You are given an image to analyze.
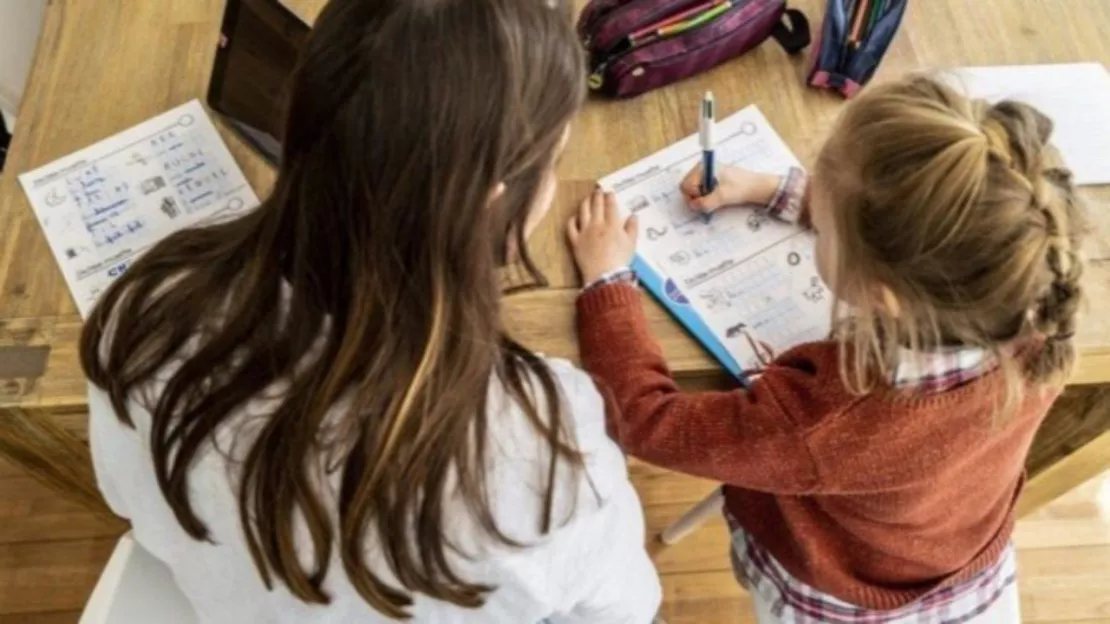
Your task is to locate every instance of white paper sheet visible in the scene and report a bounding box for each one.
[19,100,259,317]
[949,63,1110,186]
[600,106,830,373]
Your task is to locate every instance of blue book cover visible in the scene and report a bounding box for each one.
[630,254,745,382]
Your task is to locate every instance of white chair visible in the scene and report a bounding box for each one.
[80,533,198,624]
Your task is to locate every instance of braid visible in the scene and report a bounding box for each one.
[1026,183,1084,382]
[1036,206,1082,337]
[978,101,1086,384]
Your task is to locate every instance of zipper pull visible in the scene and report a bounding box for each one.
[589,57,612,91]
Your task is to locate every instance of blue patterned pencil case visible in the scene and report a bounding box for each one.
[807,0,907,98]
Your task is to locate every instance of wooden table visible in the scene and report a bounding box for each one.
[2,0,1109,515]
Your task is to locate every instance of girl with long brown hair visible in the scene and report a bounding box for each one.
[569,76,1086,622]
[81,0,659,621]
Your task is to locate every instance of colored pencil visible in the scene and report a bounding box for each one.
[865,0,884,36]
[848,0,871,47]
[659,1,733,37]
[844,0,857,25]
[629,0,722,42]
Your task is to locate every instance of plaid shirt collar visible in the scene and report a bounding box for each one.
[892,346,997,394]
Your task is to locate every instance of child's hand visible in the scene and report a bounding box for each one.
[680,164,782,214]
[567,189,639,284]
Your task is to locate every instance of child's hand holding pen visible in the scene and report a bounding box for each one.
[680,163,784,215]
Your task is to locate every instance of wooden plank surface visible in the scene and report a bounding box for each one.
[0,475,124,545]
[1013,473,1110,622]
[0,537,120,616]
[2,457,1108,622]
[0,612,85,624]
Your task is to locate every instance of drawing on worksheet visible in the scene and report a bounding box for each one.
[600,105,830,373]
[19,100,259,318]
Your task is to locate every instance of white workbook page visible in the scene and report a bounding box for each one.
[20,100,259,317]
[600,105,830,371]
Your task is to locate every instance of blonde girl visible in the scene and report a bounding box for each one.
[568,75,1085,622]
[81,0,660,621]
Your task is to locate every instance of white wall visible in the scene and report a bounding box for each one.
[0,0,47,127]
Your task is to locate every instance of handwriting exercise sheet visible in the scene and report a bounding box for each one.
[600,105,830,373]
[19,100,259,317]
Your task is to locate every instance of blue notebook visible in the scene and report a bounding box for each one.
[600,105,830,383]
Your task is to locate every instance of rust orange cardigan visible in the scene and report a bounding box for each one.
[576,283,1058,610]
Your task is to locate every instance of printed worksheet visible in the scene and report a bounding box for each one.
[19,100,259,317]
[600,105,829,373]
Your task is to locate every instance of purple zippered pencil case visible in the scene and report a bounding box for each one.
[579,0,811,98]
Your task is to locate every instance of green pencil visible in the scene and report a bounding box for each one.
[659,1,733,37]
[865,0,885,39]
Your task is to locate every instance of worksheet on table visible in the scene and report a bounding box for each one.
[600,105,830,374]
[19,100,259,318]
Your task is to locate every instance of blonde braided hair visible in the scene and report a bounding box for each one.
[816,76,1087,406]
[977,102,1085,384]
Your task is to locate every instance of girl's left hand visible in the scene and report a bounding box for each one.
[567,189,639,284]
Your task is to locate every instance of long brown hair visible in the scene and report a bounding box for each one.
[80,0,586,617]
[816,76,1086,401]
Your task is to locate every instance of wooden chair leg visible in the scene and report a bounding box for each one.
[659,489,724,545]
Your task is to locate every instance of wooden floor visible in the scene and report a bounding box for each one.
[1,458,1108,623]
